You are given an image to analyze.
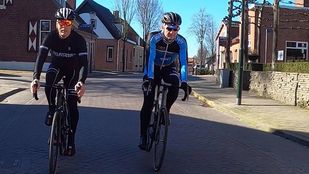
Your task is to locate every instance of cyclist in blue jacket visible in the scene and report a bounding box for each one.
[139,12,191,150]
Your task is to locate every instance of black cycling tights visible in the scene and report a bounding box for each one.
[45,68,79,137]
[140,65,180,137]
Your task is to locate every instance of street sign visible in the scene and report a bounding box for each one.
[277,50,284,61]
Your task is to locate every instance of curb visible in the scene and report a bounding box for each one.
[192,90,309,147]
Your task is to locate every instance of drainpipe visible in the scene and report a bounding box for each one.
[117,39,120,71]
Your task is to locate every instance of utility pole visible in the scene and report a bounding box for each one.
[244,0,249,63]
[236,0,246,105]
[272,0,279,70]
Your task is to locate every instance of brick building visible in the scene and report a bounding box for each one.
[216,0,309,69]
[76,0,144,72]
[0,0,144,72]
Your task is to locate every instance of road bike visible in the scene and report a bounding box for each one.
[34,83,72,174]
[145,80,190,172]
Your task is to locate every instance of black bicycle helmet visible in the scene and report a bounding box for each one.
[55,7,76,20]
[161,12,182,25]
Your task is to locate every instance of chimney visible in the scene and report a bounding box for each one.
[113,10,119,19]
[67,0,76,9]
[295,0,309,7]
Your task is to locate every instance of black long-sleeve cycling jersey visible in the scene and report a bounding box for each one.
[143,30,188,82]
[33,30,88,83]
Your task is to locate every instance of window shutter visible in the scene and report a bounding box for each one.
[5,0,13,6]
[28,20,38,52]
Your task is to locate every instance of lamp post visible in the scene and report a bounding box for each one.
[236,0,246,105]
[89,11,96,73]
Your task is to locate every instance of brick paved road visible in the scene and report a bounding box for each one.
[1,71,309,174]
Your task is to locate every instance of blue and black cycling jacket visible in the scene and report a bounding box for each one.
[144,31,188,82]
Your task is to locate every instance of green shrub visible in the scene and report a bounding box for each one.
[264,62,309,73]
[196,69,214,75]
[229,63,263,71]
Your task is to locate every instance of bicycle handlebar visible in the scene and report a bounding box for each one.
[32,83,81,103]
[33,84,59,100]
[145,81,192,101]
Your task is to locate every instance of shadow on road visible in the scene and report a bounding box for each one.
[0,103,308,174]
[0,73,21,78]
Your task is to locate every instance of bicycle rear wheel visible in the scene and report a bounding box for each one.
[49,111,60,174]
[153,108,169,172]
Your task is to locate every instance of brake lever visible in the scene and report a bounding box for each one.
[33,92,39,100]
[181,87,188,101]
[181,86,192,101]
[33,84,39,100]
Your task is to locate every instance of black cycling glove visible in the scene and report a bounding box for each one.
[142,78,153,93]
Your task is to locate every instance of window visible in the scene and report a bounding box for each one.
[287,42,296,47]
[107,46,113,62]
[133,47,135,57]
[56,0,65,6]
[39,20,51,46]
[286,41,308,61]
[0,0,5,9]
[90,19,97,29]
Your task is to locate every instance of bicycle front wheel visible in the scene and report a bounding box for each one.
[60,112,68,156]
[49,111,60,174]
[146,110,157,152]
[153,108,169,172]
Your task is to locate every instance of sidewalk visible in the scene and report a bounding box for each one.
[189,75,309,147]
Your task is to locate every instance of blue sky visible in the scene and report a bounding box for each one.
[76,0,229,57]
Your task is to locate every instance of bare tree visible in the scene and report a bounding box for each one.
[188,8,208,68]
[114,0,136,72]
[196,44,207,64]
[205,16,217,59]
[272,0,279,70]
[204,16,217,74]
[256,0,268,60]
[135,0,163,67]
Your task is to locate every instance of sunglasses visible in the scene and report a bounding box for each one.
[57,19,73,27]
[166,27,179,32]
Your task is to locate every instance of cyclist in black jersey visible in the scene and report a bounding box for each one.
[30,7,88,156]
[139,12,192,150]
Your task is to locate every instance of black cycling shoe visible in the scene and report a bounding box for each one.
[64,132,76,156]
[45,111,54,126]
[65,144,76,156]
[138,136,147,151]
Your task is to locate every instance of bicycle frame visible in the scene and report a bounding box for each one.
[54,86,70,132]
[154,83,168,112]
